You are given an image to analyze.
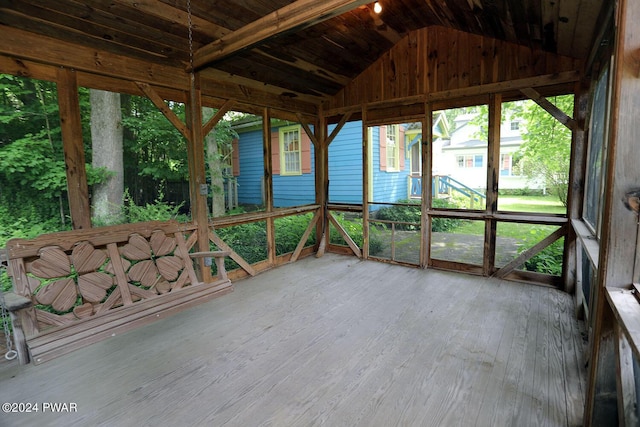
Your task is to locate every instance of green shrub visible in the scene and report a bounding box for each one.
[215,222,267,269]
[122,190,189,224]
[524,238,564,276]
[275,213,316,256]
[329,213,384,255]
[375,198,462,232]
[375,200,421,230]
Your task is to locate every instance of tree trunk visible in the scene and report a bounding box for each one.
[204,107,226,218]
[90,89,124,224]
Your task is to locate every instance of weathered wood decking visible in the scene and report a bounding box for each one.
[0,254,586,426]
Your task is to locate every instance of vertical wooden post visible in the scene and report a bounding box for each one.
[564,80,590,294]
[56,68,91,230]
[421,102,433,268]
[314,108,329,251]
[263,108,275,264]
[484,94,501,276]
[585,0,640,423]
[186,72,212,283]
[362,107,370,259]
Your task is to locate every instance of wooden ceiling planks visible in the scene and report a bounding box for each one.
[11,0,189,63]
[325,25,583,112]
[0,0,603,118]
[541,0,560,52]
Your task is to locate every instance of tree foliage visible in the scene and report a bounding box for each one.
[0,74,246,242]
[444,96,573,206]
[518,95,573,206]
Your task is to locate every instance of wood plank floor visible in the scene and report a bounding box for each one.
[0,254,587,426]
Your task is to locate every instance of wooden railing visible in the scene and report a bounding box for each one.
[409,174,486,208]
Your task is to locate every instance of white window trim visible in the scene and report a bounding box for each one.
[386,124,400,172]
[279,125,302,176]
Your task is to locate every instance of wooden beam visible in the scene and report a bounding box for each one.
[202,99,236,137]
[0,25,188,91]
[493,225,567,279]
[0,27,319,117]
[56,67,91,230]
[519,87,578,130]
[185,72,212,283]
[324,71,581,118]
[136,82,189,140]
[192,0,372,69]
[564,80,589,294]
[484,94,501,276]
[314,107,329,255]
[586,0,640,423]
[296,113,320,148]
[209,231,256,277]
[362,106,369,259]
[290,210,321,262]
[421,102,432,268]
[328,212,362,258]
[325,111,353,146]
[263,108,276,265]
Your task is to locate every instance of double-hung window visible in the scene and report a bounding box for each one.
[279,125,302,175]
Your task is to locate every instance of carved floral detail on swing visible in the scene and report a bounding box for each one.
[27,230,192,323]
[32,243,112,313]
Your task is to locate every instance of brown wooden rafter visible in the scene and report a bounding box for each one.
[519,87,578,131]
[192,0,372,70]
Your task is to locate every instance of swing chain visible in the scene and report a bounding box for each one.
[0,252,17,361]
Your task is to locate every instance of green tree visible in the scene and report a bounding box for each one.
[518,95,574,206]
[121,96,188,206]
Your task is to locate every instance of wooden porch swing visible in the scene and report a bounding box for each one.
[4,221,232,365]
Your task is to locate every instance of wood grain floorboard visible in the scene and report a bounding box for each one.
[0,254,586,427]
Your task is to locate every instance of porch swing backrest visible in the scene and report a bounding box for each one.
[4,220,231,365]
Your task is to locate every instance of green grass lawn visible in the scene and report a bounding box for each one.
[449,195,565,239]
[498,195,566,214]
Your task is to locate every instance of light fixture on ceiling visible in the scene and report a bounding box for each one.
[373,1,382,14]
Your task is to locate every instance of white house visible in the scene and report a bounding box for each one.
[438,113,539,192]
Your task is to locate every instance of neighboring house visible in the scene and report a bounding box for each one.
[228,112,534,211]
[231,118,430,209]
[438,113,536,191]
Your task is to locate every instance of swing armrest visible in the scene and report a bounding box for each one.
[3,292,32,365]
[3,292,32,312]
[189,251,231,281]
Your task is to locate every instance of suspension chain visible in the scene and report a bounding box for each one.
[187,0,194,71]
[0,252,17,360]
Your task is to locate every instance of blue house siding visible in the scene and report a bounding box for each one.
[235,124,315,207]
[328,121,362,204]
[371,126,410,205]
[236,129,265,206]
[273,149,316,208]
[234,121,410,209]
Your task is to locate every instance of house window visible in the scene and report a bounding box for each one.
[500,153,512,176]
[457,154,484,168]
[386,125,400,171]
[279,125,301,175]
[510,121,520,131]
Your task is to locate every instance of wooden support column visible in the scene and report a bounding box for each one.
[362,107,369,259]
[56,68,91,230]
[585,0,640,424]
[263,108,275,264]
[565,80,590,294]
[314,108,329,255]
[484,94,501,276]
[186,72,212,283]
[421,102,433,268]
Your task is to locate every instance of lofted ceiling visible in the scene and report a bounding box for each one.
[0,0,605,108]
